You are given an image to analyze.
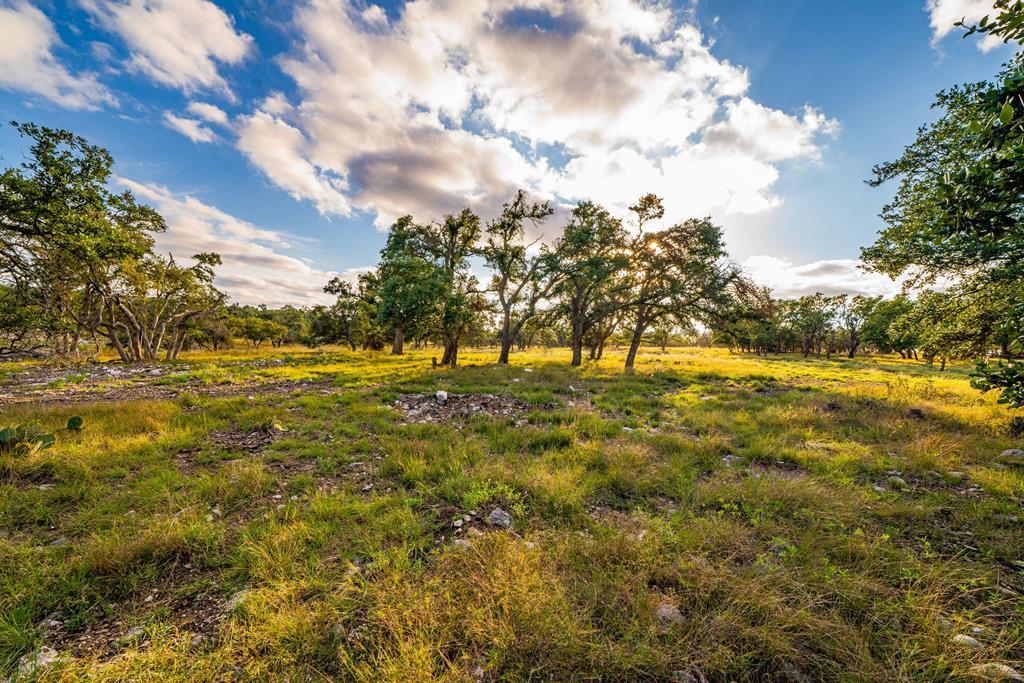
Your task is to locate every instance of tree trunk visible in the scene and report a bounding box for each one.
[497,308,513,364]
[498,338,512,364]
[624,324,645,372]
[391,328,405,355]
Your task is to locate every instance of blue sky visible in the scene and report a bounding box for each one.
[0,0,1016,304]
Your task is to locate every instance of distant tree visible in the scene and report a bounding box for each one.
[783,294,841,358]
[837,295,878,358]
[92,252,225,362]
[860,295,916,357]
[481,190,557,364]
[621,203,736,371]
[238,316,287,349]
[375,216,444,355]
[416,208,483,366]
[552,202,630,367]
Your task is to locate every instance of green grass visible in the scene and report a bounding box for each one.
[1,346,1022,681]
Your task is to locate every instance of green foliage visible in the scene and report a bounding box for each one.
[374,216,445,352]
[973,359,1024,407]
[552,201,630,365]
[66,416,84,432]
[0,121,224,361]
[481,190,557,363]
[0,424,56,457]
[864,2,1024,399]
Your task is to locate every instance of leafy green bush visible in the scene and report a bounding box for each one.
[0,424,56,457]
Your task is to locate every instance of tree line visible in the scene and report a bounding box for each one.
[310,192,744,372]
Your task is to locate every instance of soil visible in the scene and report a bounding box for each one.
[392,392,532,425]
[44,563,229,660]
[1,377,334,406]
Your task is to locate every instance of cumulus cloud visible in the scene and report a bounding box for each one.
[119,178,344,306]
[80,0,252,97]
[163,112,217,143]
[742,256,903,299]
[186,101,230,126]
[926,0,1008,51]
[0,1,115,110]
[235,0,837,228]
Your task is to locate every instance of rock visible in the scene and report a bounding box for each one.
[452,519,463,529]
[48,536,69,547]
[999,448,1024,465]
[654,602,684,629]
[721,454,742,466]
[780,663,813,683]
[361,484,373,492]
[14,646,59,680]
[946,471,966,482]
[672,670,705,683]
[994,514,1019,524]
[886,475,909,491]
[486,507,512,529]
[123,625,146,641]
[435,390,448,403]
[907,408,926,420]
[225,590,248,613]
[452,539,472,550]
[969,663,1024,681]
[951,633,982,648]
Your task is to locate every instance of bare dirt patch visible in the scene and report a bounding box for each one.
[393,392,531,425]
[1,377,335,406]
[44,563,228,660]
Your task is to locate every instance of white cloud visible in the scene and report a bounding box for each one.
[0,1,115,110]
[186,101,230,126]
[163,112,217,143]
[236,110,352,216]
[119,178,343,306]
[80,0,252,97]
[926,0,1008,51]
[235,0,837,228]
[742,256,903,299]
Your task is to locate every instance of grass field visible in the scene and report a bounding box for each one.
[1,346,1022,681]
